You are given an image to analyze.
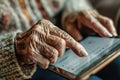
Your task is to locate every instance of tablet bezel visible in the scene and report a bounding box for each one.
[48,37,120,80]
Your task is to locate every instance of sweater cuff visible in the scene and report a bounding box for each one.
[0,33,36,80]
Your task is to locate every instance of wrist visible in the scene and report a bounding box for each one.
[15,33,34,64]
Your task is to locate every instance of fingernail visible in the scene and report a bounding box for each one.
[81,47,88,57]
[113,32,118,36]
[104,31,113,37]
[74,42,88,57]
[78,46,88,57]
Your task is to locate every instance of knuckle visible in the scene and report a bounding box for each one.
[32,24,41,31]
[37,19,46,24]
[105,18,113,25]
[50,51,58,63]
[38,19,51,25]
[40,60,49,69]
[33,20,49,31]
[52,48,58,55]
[38,19,55,29]
[45,48,58,64]
[91,20,97,26]
[59,38,66,46]
[40,19,48,23]
[43,60,49,69]
[93,10,99,14]
[51,59,56,64]
[80,10,89,17]
[45,47,58,58]
[50,56,57,64]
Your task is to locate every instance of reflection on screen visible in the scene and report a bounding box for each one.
[52,37,120,75]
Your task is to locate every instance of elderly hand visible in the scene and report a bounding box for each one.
[15,19,88,69]
[63,10,117,41]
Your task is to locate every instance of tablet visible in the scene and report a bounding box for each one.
[48,36,120,80]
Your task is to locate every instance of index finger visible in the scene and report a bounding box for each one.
[50,27,88,57]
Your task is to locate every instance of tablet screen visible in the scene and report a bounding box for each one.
[52,36,120,75]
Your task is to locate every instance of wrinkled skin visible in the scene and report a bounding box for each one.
[63,10,117,41]
[16,19,88,69]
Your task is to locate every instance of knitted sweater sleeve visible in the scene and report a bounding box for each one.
[0,33,36,80]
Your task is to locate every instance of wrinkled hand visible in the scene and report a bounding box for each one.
[16,19,88,69]
[63,10,117,41]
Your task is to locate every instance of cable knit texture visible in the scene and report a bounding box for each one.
[0,33,36,80]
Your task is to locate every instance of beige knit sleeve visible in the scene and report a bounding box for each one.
[0,33,36,80]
